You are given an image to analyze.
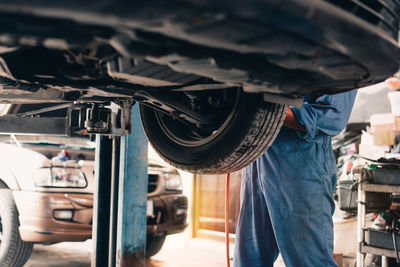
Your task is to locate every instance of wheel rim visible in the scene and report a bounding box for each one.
[154,88,241,147]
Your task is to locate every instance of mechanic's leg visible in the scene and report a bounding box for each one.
[258,153,338,267]
[233,163,279,267]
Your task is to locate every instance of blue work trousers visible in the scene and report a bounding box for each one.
[234,129,338,267]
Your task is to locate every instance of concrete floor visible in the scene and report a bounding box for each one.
[24,207,357,267]
[25,233,285,267]
[26,240,91,267]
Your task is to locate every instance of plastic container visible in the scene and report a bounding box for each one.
[338,180,358,211]
[370,113,395,146]
[366,228,400,250]
[371,168,400,186]
[391,193,400,210]
[337,179,391,211]
[389,91,400,115]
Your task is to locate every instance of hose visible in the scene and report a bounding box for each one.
[225,173,231,267]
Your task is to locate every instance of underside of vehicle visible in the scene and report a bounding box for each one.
[0,0,398,173]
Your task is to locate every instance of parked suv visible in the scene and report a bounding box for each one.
[0,136,188,267]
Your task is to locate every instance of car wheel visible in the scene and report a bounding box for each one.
[146,234,166,258]
[0,189,33,267]
[140,89,287,173]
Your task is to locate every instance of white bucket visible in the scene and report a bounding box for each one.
[388,91,400,115]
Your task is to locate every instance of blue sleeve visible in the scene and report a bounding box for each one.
[290,90,357,141]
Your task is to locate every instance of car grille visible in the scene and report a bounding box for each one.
[325,0,400,39]
[148,174,159,193]
[147,206,165,225]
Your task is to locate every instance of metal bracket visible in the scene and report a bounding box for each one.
[68,103,131,136]
[0,116,68,136]
[0,102,132,136]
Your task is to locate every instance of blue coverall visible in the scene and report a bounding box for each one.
[234,91,357,267]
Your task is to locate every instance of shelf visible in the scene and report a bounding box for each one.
[360,243,400,258]
[361,183,400,193]
[357,179,400,266]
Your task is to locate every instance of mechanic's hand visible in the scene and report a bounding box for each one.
[283,107,306,132]
[386,77,400,91]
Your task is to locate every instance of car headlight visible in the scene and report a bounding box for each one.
[33,167,87,188]
[164,173,182,191]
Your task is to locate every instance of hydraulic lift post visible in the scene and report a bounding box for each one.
[116,104,148,266]
[92,105,148,267]
[109,136,121,267]
[92,135,113,266]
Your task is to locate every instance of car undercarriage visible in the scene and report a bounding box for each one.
[0,0,399,173]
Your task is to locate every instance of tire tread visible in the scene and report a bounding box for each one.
[0,189,33,267]
[142,99,287,174]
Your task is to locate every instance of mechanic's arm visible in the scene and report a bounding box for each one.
[285,91,357,141]
[283,107,306,132]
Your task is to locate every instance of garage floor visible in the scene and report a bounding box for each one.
[25,232,285,267]
[24,206,355,267]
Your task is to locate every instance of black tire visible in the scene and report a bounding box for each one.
[146,234,166,258]
[0,189,33,267]
[14,242,33,267]
[140,90,287,174]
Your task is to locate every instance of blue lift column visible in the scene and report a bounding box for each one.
[92,104,148,267]
[116,104,148,266]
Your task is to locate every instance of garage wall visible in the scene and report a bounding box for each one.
[192,171,241,240]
